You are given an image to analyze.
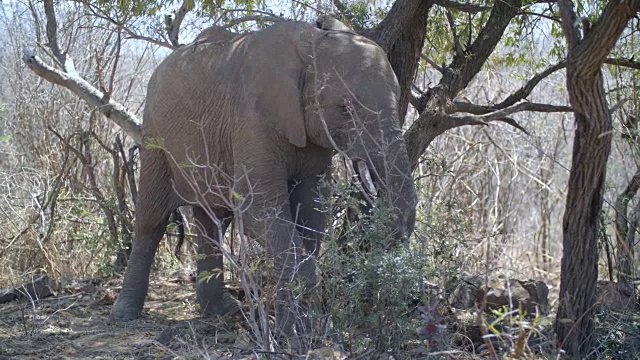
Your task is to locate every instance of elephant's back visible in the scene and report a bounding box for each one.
[141,40,245,185]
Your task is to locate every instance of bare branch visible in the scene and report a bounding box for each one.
[166,0,194,47]
[123,32,175,50]
[210,9,287,31]
[446,8,464,55]
[518,10,561,23]
[43,0,65,64]
[458,56,638,113]
[84,3,175,50]
[22,49,142,143]
[433,0,491,13]
[494,60,567,109]
[27,0,43,45]
[453,99,572,115]
[420,54,444,73]
[107,30,122,99]
[605,57,640,71]
[405,100,571,169]
[476,101,571,119]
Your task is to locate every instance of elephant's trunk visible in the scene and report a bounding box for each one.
[351,111,417,241]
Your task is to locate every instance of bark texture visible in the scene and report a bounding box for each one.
[555,0,640,356]
[404,0,523,168]
[614,171,640,295]
[364,0,433,124]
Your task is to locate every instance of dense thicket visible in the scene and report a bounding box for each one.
[1,0,639,357]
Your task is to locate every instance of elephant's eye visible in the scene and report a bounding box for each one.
[341,97,354,116]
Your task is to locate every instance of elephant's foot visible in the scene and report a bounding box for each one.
[201,291,242,317]
[274,288,315,353]
[110,296,144,321]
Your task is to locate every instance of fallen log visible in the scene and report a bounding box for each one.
[0,275,58,303]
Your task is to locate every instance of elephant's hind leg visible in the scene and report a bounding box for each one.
[193,207,239,316]
[111,150,175,321]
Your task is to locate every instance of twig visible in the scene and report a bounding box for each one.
[420,54,444,73]
[446,8,464,55]
[494,60,568,109]
[605,57,640,71]
[82,2,175,50]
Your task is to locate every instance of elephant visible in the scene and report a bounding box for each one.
[192,25,239,44]
[110,20,418,337]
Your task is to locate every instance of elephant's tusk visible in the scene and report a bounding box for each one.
[356,160,378,197]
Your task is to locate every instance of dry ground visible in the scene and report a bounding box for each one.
[0,274,257,359]
[1,273,639,359]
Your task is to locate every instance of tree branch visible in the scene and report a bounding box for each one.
[557,0,580,50]
[446,8,464,55]
[364,0,433,51]
[420,54,444,73]
[84,2,175,50]
[166,0,194,47]
[473,101,571,120]
[570,0,640,78]
[605,56,640,71]
[432,0,491,13]
[494,60,567,109]
[22,49,142,143]
[415,0,523,113]
[405,100,570,169]
[223,15,286,28]
[43,0,65,64]
[441,0,523,98]
[467,56,638,112]
[614,169,640,289]
[452,99,572,115]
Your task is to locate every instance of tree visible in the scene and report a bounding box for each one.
[555,0,640,356]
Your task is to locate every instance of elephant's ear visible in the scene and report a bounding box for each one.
[255,55,307,148]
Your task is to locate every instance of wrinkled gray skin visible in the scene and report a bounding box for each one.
[192,25,238,44]
[110,21,417,336]
[315,15,352,32]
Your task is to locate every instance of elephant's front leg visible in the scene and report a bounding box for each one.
[193,206,239,316]
[289,174,331,256]
[236,172,319,340]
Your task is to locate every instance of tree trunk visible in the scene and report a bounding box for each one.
[364,0,432,124]
[555,1,640,356]
[555,72,611,356]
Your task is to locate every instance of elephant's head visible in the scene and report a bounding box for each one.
[254,23,417,239]
[307,30,417,240]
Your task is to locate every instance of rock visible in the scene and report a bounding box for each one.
[481,279,549,316]
[449,275,483,309]
[306,347,348,360]
[596,280,637,312]
[92,288,117,306]
[0,275,58,303]
[168,269,195,284]
[154,326,180,346]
